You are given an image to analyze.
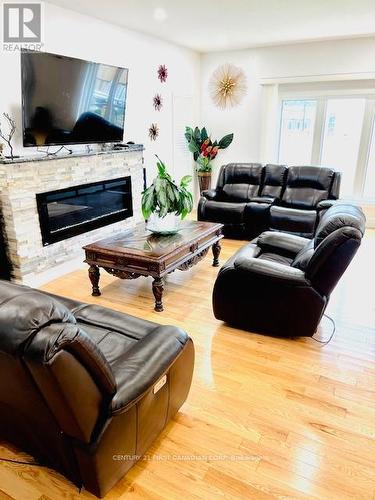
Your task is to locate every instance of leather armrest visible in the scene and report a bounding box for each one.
[27,323,117,396]
[25,323,117,444]
[257,231,310,256]
[248,196,275,204]
[317,199,341,210]
[233,256,309,285]
[201,189,219,201]
[110,326,190,415]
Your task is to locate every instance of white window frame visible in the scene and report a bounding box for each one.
[277,88,375,202]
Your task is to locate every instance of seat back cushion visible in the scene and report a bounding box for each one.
[306,226,362,296]
[281,166,335,209]
[304,204,365,296]
[0,282,76,356]
[314,203,366,248]
[260,164,287,198]
[269,205,317,238]
[221,163,263,202]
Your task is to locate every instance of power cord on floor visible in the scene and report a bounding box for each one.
[0,457,43,466]
[311,313,336,346]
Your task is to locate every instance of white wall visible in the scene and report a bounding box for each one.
[200,37,375,182]
[4,6,375,191]
[0,2,200,182]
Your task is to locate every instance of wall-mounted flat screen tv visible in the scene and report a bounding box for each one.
[21,51,128,147]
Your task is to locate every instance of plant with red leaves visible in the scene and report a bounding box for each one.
[185,126,233,172]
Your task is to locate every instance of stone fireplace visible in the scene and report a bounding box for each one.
[0,147,144,284]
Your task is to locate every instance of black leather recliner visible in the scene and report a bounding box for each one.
[0,282,194,497]
[213,203,365,337]
[198,163,341,239]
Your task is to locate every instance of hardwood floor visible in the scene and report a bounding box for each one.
[1,233,375,499]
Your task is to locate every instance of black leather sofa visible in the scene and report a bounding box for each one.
[213,203,365,337]
[198,163,341,239]
[0,282,194,497]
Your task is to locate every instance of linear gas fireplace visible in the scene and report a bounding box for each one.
[37,176,133,245]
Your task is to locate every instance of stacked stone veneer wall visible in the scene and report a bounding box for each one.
[0,150,144,282]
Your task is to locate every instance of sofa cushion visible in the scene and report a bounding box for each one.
[37,293,160,360]
[203,200,246,223]
[260,164,287,198]
[258,252,293,266]
[248,196,275,204]
[71,304,159,367]
[244,202,270,239]
[314,202,366,247]
[270,206,317,238]
[281,166,335,209]
[222,163,263,185]
[221,163,263,202]
[223,184,259,202]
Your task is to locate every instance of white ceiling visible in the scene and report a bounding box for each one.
[48,0,375,52]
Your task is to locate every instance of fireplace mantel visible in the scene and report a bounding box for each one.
[0,144,144,165]
[0,149,145,284]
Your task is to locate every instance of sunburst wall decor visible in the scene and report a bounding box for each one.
[209,63,247,109]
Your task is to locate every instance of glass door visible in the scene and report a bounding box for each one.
[278,99,317,165]
[320,98,366,197]
[277,92,375,206]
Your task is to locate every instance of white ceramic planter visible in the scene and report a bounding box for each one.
[147,212,180,234]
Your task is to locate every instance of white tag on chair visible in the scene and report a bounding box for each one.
[153,374,167,394]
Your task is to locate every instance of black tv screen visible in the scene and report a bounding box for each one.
[21,51,128,147]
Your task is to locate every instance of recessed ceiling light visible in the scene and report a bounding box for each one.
[154,7,167,22]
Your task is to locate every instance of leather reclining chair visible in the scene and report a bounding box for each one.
[198,163,341,239]
[213,203,365,337]
[0,282,194,497]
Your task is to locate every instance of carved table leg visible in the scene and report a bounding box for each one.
[152,277,164,312]
[89,265,101,296]
[212,241,221,267]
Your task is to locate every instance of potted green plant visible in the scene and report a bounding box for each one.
[185,126,234,193]
[142,156,193,234]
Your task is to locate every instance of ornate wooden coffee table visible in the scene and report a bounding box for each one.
[83,221,223,311]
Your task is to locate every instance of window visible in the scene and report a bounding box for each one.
[278,100,317,165]
[278,94,375,200]
[321,99,365,197]
[78,66,127,128]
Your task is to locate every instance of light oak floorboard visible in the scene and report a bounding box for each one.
[1,232,374,499]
